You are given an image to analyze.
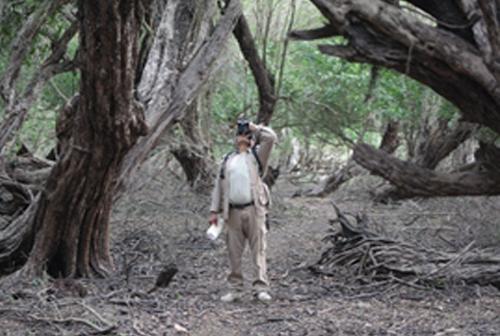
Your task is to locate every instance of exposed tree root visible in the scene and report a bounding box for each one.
[312,201,500,289]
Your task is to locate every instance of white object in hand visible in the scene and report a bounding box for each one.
[207,217,224,240]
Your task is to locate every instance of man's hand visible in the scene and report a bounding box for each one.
[209,212,218,225]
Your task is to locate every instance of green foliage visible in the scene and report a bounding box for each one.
[0,1,78,157]
[211,0,463,170]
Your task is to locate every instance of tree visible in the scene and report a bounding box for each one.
[24,0,149,278]
[290,0,500,198]
[0,0,243,277]
[115,0,242,197]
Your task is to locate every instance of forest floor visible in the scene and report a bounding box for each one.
[1,164,500,336]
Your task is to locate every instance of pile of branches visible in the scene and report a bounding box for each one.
[312,202,500,289]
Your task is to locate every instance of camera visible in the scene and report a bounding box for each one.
[237,119,250,136]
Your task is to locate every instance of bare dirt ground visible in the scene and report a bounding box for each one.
[1,164,500,336]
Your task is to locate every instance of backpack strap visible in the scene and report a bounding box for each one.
[219,151,234,179]
[251,146,263,178]
[220,147,263,179]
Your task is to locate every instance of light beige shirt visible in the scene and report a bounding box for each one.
[228,153,253,204]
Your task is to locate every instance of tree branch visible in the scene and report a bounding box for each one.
[353,143,500,198]
[292,0,500,135]
[117,0,243,197]
[477,0,500,82]
[226,1,276,125]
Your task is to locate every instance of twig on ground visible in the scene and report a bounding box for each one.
[426,241,475,278]
[27,314,116,334]
[78,301,114,328]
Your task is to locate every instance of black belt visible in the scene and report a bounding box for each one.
[229,201,254,209]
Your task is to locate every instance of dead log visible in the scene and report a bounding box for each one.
[312,201,500,289]
[374,121,478,202]
[353,142,500,198]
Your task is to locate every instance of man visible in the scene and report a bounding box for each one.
[209,120,276,303]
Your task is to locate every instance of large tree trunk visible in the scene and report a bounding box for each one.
[0,0,242,275]
[21,0,148,278]
[115,0,242,198]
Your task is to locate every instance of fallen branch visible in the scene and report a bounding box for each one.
[314,201,500,289]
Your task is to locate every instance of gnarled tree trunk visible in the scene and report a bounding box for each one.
[0,0,243,276]
[22,0,148,278]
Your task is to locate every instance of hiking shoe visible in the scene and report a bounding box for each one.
[220,292,240,302]
[257,291,272,302]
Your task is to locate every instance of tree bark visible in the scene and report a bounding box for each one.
[225,0,276,125]
[22,0,148,278]
[171,102,213,193]
[374,121,477,202]
[353,142,500,199]
[0,0,242,276]
[115,0,242,198]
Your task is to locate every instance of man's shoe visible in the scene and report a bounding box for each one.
[221,292,240,302]
[257,292,272,302]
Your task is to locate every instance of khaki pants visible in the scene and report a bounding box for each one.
[225,205,269,292]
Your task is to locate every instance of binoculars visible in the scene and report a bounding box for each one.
[237,119,250,135]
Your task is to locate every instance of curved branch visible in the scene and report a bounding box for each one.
[293,0,500,135]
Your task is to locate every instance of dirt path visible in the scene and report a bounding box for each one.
[1,174,500,335]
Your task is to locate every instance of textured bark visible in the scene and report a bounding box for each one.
[374,121,477,202]
[308,121,400,197]
[353,142,500,199]
[291,0,500,134]
[116,0,242,198]
[0,0,242,276]
[22,0,148,278]
[170,102,213,193]
[225,0,276,125]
